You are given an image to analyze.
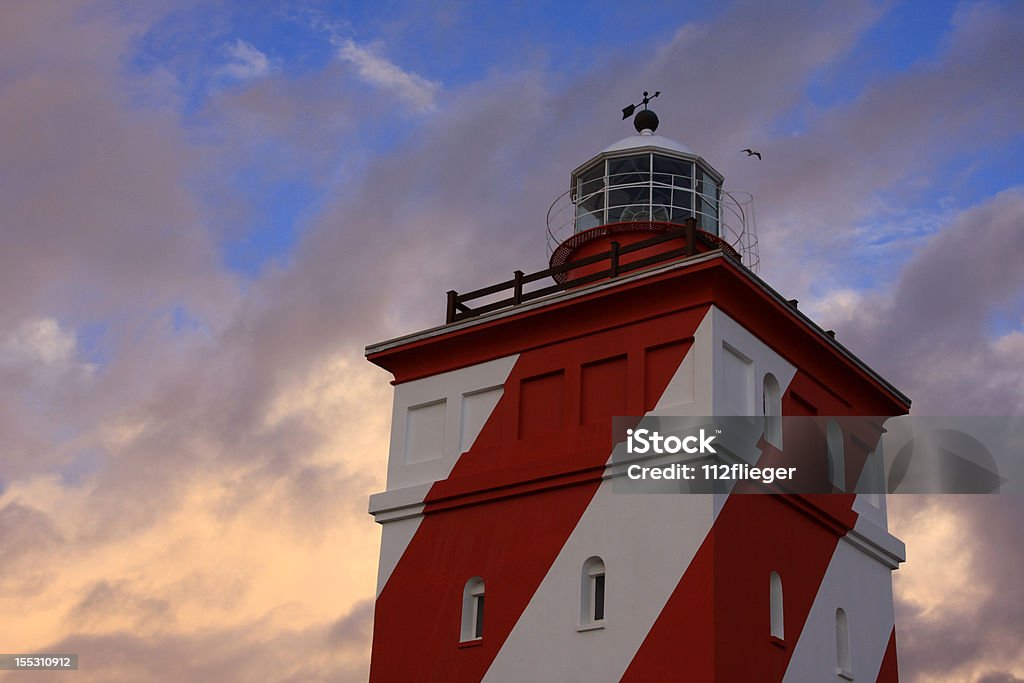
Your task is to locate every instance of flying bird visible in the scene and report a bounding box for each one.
[742,148,762,160]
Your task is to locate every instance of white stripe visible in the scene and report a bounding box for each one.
[485,307,798,680]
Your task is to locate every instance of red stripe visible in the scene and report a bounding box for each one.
[621,493,860,681]
[622,375,887,681]
[876,627,900,683]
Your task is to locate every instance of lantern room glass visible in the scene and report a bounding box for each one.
[573,152,720,235]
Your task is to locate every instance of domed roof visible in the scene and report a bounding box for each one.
[601,132,693,156]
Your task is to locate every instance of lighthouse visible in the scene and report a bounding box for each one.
[365,98,908,682]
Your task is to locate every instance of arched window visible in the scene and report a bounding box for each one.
[762,373,782,448]
[835,608,852,678]
[580,556,606,626]
[826,419,845,491]
[461,577,485,641]
[769,571,784,640]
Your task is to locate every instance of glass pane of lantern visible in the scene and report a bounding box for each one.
[577,162,605,199]
[704,181,719,209]
[609,205,649,223]
[620,205,651,221]
[702,211,719,234]
[673,189,693,211]
[607,185,649,208]
[651,205,671,221]
[579,188,604,213]
[575,205,603,231]
[607,155,650,186]
[670,206,694,223]
[652,186,672,206]
[702,214,718,234]
[698,170,719,234]
[653,155,692,187]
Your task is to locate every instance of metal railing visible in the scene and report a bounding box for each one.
[446,221,730,324]
[546,184,758,274]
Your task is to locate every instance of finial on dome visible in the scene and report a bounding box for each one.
[620,90,661,134]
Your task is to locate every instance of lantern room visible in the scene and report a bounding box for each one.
[546,132,757,282]
[545,93,757,281]
[569,133,724,236]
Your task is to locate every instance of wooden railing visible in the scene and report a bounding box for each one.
[446,221,723,324]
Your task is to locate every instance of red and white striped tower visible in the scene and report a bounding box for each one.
[366,102,908,682]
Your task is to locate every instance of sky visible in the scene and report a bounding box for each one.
[0,0,1022,681]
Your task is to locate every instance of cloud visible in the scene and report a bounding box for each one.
[0,501,63,597]
[1,317,78,368]
[336,39,439,112]
[810,187,1024,415]
[975,674,1024,683]
[890,496,1024,683]
[326,598,373,647]
[220,39,270,80]
[701,0,1024,300]
[70,580,173,632]
[1,1,1023,681]
[0,7,237,328]
[29,600,373,682]
[0,2,387,675]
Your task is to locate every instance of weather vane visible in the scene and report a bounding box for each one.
[621,90,661,133]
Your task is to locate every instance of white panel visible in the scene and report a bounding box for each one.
[721,341,754,415]
[461,386,502,453]
[708,307,794,518]
[405,399,446,464]
[384,354,518,491]
[710,307,797,421]
[646,308,714,417]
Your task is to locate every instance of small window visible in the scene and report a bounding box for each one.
[580,556,606,627]
[474,593,484,638]
[762,373,783,448]
[770,571,784,640]
[827,419,845,491]
[461,577,485,641]
[836,608,852,678]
